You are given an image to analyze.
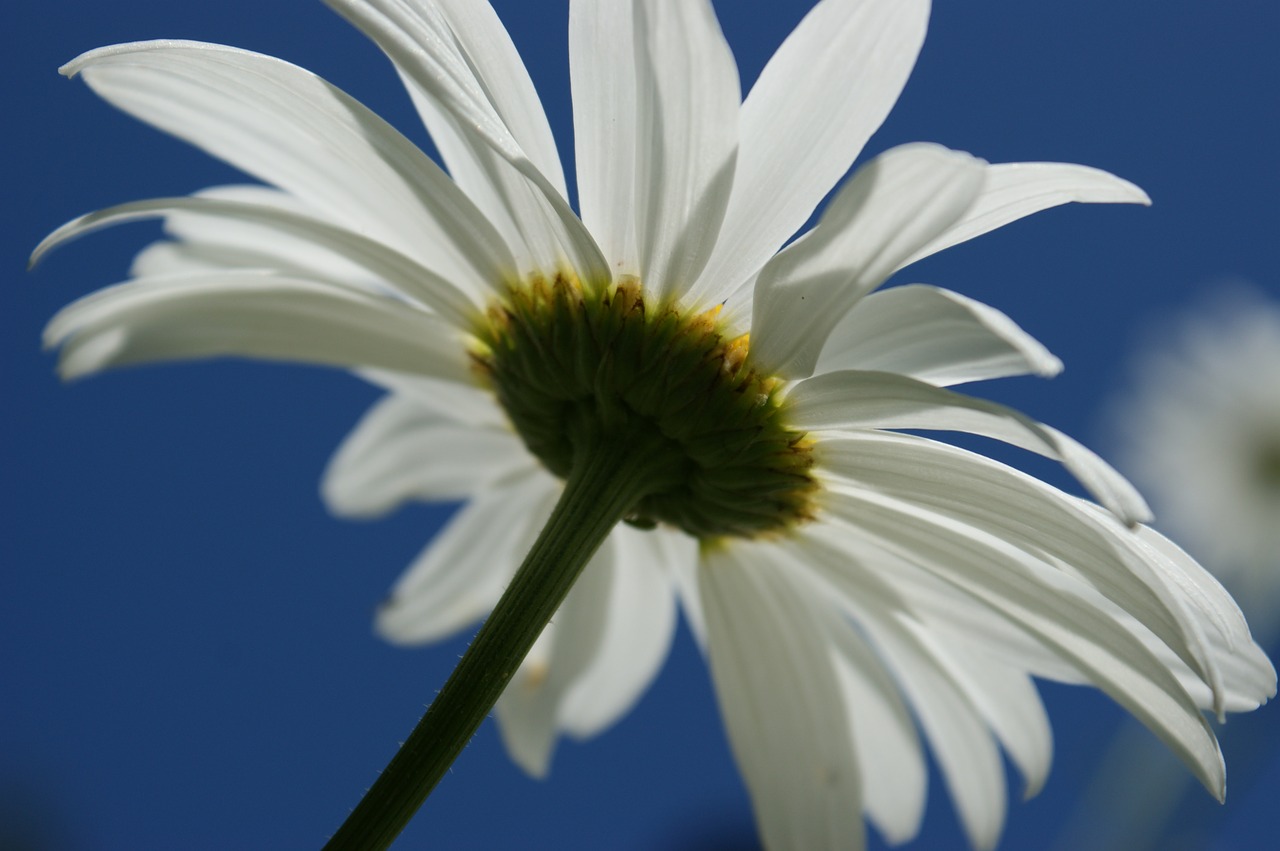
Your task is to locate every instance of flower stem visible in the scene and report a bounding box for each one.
[324,422,680,850]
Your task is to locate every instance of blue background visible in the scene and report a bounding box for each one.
[3,1,1278,849]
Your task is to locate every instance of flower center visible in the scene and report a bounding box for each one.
[471,274,817,539]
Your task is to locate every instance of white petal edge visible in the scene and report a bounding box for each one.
[820,485,1226,799]
[629,0,740,304]
[750,144,986,379]
[559,524,688,739]
[43,272,470,384]
[787,369,1152,524]
[321,392,529,517]
[813,284,1063,385]
[569,0,639,276]
[816,430,1226,711]
[33,195,482,329]
[494,530,617,777]
[324,0,610,284]
[695,0,931,305]
[797,544,927,845]
[700,543,865,851]
[900,161,1152,270]
[375,469,558,645]
[61,41,517,295]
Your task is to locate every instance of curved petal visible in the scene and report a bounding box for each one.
[34,194,482,328]
[62,41,516,294]
[494,533,617,777]
[750,144,985,379]
[321,392,530,518]
[559,524,687,739]
[695,0,931,304]
[354,369,509,428]
[788,369,1151,524]
[629,0,739,304]
[325,0,610,284]
[860,613,1008,851]
[900,161,1151,270]
[700,543,865,851]
[817,430,1226,710]
[820,484,1226,800]
[43,272,470,383]
[814,284,1062,385]
[376,469,559,645]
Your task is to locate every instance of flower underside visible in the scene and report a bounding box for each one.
[472,276,818,539]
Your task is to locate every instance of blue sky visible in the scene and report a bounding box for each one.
[3,1,1278,849]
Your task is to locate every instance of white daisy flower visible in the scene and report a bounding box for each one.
[34,1,1275,849]
[1112,286,1280,637]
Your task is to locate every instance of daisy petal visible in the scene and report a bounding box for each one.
[824,600,927,844]
[33,195,481,328]
[818,431,1224,709]
[325,0,609,283]
[822,486,1226,799]
[559,525,688,739]
[354,370,509,429]
[630,0,740,303]
[321,392,529,518]
[495,534,617,777]
[750,144,985,379]
[570,0,639,275]
[901,162,1151,270]
[814,284,1063,385]
[788,369,1152,524]
[43,272,470,383]
[376,471,559,645]
[700,544,864,851]
[62,41,515,294]
[696,0,931,303]
[863,617,1008,851]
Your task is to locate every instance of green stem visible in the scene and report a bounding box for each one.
[324,424,678,850]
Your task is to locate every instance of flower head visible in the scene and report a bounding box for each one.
[1111,286,1280,636]
[36,1,1275,849]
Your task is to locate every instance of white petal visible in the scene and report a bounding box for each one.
[814,284,1062,385]
[418,0,567,194]
[62,41,516,294]
[321,392,530,518]
[700,543,865,851]
[376,470,559,645]
[817,431,1223,708]
[788,369,1152,524]
[43,272,470,383]
[794,530,1003,846]
[559,525,687,739]
[750,144,986,379]
[696,0,931,304]
[901,161,1151,270]
[495,532,617,777]
[861,615,1008,851]
[630,0,739,304]
[926,631,1054,801]
[569,0,639,276]
[325,0,609,284]
[34,194,481,328]
[821,484,1226,799]
[354,369,510,429]
[826,603,928,844]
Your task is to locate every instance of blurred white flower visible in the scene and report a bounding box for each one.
[35,2,1275,850]
[1112,287,1280,634]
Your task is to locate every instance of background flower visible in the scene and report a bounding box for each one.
[1111,285,1280,637]
[4,1,1278,850]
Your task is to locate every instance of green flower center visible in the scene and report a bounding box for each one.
[471,274,817,539]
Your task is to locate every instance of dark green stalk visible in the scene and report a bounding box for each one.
[324,422,679,851]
